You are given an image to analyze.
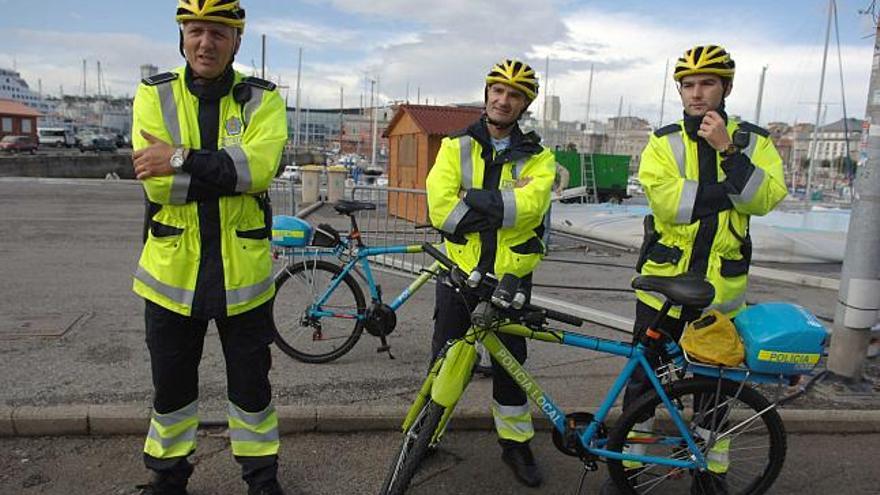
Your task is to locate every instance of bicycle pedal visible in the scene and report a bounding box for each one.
[376,345,395,359]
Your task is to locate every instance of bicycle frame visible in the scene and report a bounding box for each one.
[280,243,442,321]
[421,320,714,472]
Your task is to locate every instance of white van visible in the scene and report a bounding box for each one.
[37,127,75,148]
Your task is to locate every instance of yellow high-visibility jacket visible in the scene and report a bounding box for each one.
[637,117,787,318]
[427,120,555,278]
[131,66,287,318]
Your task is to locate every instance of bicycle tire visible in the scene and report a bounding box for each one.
[273,259,366,363]
[607,377,786,495]
[379,400,445,495]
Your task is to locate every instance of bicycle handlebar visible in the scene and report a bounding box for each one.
[421,242,583,327]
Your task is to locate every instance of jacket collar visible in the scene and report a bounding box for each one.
[682,102,729,141]
[466,115,543,165]
[184,64,235,101]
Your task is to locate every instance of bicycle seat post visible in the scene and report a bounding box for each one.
[348,213,364,247]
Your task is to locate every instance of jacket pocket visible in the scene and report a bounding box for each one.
[646,242,683,266]
[236,226,270,240]
[150,221,184,238]
[510,236,544,255]
[720,234,752,277]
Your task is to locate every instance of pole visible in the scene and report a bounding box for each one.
[543,56,550,135]
[585,64,594,128]
[755,65,768,125]
[293,47,303,148]
[825,20,880,384]
[339,86,344,152]
[370,78,379,169]
[82,59,87,97]
[261,34,266,79]
[612,96,623,154]
[806,0,833,202]
[659,59,669,127]
[832,0,853,180]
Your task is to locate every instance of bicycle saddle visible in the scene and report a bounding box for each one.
[631,273,715,309]
[333,200,377,215]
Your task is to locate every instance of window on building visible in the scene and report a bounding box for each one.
[21,119,31,133]
[398,134,417,168]
[1,117,12,132]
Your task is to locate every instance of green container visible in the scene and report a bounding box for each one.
[553,150,630,201]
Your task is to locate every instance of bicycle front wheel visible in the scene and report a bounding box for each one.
[273,259,366,363]
[379,399,445,495]
[607,377,786,495]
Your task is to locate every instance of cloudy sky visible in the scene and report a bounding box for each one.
[1,0,877,126]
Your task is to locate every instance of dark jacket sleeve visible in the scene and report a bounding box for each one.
[181,150,239,200]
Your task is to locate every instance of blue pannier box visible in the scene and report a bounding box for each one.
[271,215,312,247]
[734,302,828,375]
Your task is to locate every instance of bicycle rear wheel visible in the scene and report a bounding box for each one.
[606,377,786,495]
[273,259,366,363]
[379,400,445,495]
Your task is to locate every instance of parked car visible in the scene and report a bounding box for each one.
[279,165,301,182]
[79,135,118,153]
[37,127,76,148]
[0,135,38,154]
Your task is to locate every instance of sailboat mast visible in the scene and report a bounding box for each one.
[806,0,834,202]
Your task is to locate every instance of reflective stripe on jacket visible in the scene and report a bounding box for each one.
[637,119,787,318]
[131,66,287,317]
[426,122,555,278]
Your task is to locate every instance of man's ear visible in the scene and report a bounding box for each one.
[234,32,242,55]
[723,81,733,98]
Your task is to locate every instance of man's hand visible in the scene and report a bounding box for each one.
[133,130,175,180]
[514,176,532,188]
[697,111,732,152]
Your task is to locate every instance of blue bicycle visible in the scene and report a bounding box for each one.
[271,200,443,363]
[380,242,825,495]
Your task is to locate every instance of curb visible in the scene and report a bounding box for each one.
[1,404,879,437]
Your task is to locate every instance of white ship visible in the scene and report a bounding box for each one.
[0,67,55,116]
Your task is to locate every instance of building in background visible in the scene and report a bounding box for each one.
[0,99,42,140]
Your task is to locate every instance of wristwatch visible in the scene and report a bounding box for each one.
[170,147,185,172]
[719,142,740,158]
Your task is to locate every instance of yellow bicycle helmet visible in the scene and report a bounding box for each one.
[673,45,735,82]
[176,0,246,31]
[485,59,539,101]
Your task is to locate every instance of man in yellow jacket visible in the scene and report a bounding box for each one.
[603,45,787,494]
[426,59,555,487]
[130,2,287,494]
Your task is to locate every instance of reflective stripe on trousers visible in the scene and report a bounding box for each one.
[144,400,199,459]
[228,401,280,457]
[622,417,654,468]
[492,400,534,443]
[695,426,731,473]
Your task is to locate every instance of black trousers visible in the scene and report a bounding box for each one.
[431,281,528,407]
[622,301,701,423]
[143,299,277,486]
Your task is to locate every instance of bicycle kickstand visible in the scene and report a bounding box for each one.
[377,335,395,360]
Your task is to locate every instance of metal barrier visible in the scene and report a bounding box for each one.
[269,178,298,216]
[350,185,442,276]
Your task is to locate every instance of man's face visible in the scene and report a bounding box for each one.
[181,21,240,79]
[485,83,529,126]
[679,74,731,117]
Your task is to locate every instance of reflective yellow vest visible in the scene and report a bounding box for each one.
[426,130,555,278]
[131,66,287,317]
[637,119,787,318]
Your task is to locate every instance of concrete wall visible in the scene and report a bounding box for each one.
[0,154,134,179]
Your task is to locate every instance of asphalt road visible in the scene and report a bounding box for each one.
[0,431,878,495]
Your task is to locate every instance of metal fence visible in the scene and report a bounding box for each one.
[350,185,442,276]
[269,178,297,216]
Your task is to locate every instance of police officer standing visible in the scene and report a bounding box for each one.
[130,1,287,493]
[603,45,787,494]
[426,59,555,487]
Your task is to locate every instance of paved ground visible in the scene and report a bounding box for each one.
[1,431,879,494]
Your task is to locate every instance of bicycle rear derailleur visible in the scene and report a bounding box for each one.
[551,411,605,469]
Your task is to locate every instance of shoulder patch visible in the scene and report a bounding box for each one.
[653,123,682,138]
[737,121,770,137]
[141,72,178,86]
[242,76,277,91]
